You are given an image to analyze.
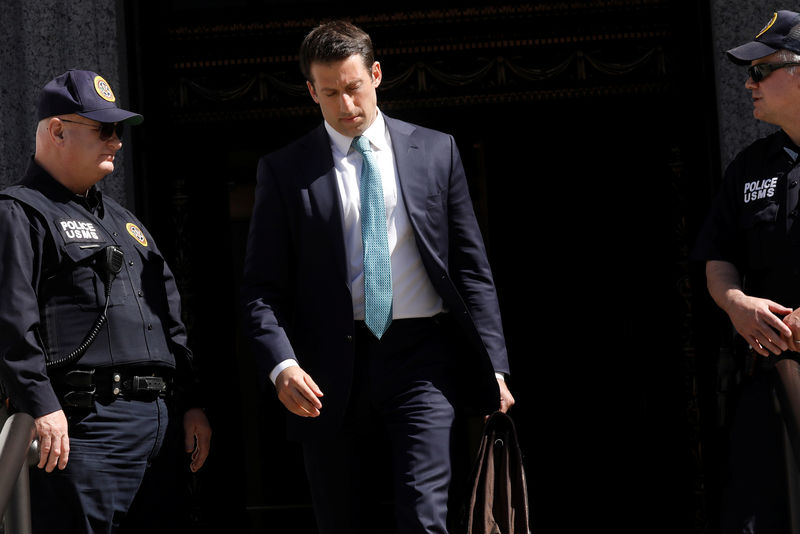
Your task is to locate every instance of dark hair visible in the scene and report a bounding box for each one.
[299,20,375,82]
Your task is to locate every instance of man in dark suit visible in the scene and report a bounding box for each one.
[241,20,514,534]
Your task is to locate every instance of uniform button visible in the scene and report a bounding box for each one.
[129,260,134,266]
[792,210,799,217]
[112,232,119,237]
[138,290,143,297]
[147,324,153,330]
[346,335,353,342]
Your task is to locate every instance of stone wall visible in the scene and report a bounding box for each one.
[711,2,785,171]
[0,0,130,204]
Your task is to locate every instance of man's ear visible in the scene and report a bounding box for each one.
[49,118,65,143]
[371,61,382,88]
[307,80,319,104]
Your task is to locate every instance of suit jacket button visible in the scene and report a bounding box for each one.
[346,335,353,342]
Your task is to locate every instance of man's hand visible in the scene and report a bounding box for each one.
[275,366,323,417]
[183,408,211,473]
[783,309,800,353]
[498,378,515,413]
[706,260,792,356]
[724,292,792,356]
[34,409,69,472]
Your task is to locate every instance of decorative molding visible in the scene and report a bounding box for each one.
[169,82,670,124]
[169,46,669,123]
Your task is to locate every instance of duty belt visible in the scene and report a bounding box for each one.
[54,368,171,408]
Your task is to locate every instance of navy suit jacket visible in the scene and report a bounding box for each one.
[241,115,509,440]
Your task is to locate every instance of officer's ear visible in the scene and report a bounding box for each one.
[48,118,65,143]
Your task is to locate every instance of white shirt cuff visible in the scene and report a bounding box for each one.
[495,372,505,381]
[269,359,299,384]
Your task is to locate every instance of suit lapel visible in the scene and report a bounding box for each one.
[386,117,427,235]
[386,116,446,274]
[304,125,349,285]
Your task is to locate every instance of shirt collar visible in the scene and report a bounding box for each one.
[323,109,391,156]
[22,157,104,215]
[779,130,800,163]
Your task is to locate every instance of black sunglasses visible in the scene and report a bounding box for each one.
[59,118,123,140]
[748,61,800,82]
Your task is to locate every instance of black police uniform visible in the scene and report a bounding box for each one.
[694,128,800,532]
[0,159,197,533]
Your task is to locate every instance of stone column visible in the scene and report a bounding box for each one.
[0,0,131,205]
[710,3,781,170]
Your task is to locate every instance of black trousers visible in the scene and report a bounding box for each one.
[721,365,794,534]
[29,397,170,534]
[302,316,460,534]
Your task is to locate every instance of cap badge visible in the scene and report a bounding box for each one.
[756,12,778,39]
[93,75,116,103]
[126,223,148,247]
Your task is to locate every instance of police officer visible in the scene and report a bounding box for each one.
[694,10,800,533]
[0,70,211,533]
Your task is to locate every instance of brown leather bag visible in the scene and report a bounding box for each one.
[463,411,531,534]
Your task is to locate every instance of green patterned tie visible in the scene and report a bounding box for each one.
[352,135,392,338]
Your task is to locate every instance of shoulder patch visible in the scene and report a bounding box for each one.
[126,222,148,247]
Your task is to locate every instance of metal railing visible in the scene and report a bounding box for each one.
[0,406,36,534]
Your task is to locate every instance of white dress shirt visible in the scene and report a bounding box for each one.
[269,111,442,383]
[326,110,443,321]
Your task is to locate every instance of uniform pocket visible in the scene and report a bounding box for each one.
[59,244,128,310]
[741,202,779,270]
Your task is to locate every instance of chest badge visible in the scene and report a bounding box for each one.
[126,223,148,247]
[57,218,104,244]
[744,177,778,203]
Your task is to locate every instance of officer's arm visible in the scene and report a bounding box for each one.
[706,259,792,356]
[0,201,68,469]
[0,201,61,417]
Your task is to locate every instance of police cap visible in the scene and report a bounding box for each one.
[727,10,800,65]
[37,69,143,125]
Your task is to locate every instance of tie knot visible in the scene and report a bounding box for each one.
[352,135,371,155]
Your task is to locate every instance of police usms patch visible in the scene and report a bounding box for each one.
[126,223,148,247]
[57,218,105,244]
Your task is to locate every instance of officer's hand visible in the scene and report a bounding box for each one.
[724,293,792,356]
[275,366,323,417]
[34,409,69,472]
[183,408,211,473]
[783,309,800,353]
[498,378,515,414]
